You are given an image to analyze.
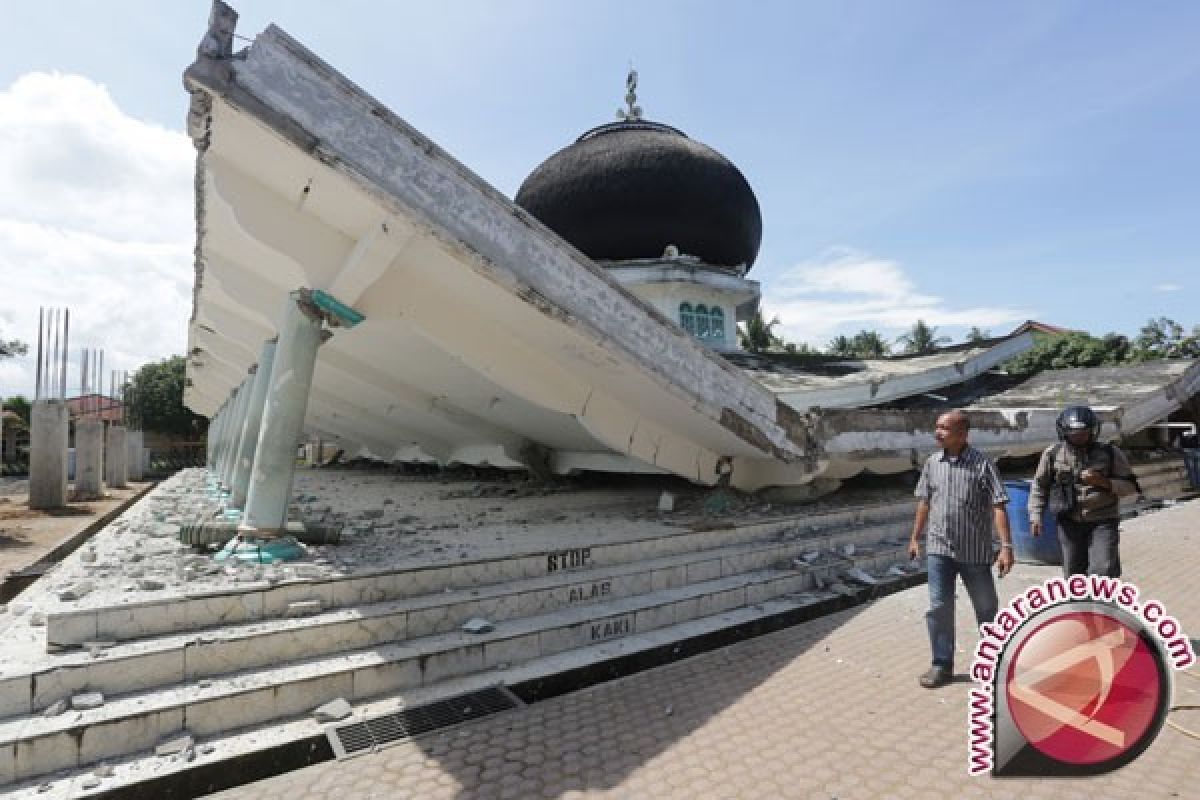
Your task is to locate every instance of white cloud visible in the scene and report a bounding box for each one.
[0,73,194,399]
[761,247,1032,347]
[1153,282,1182,292]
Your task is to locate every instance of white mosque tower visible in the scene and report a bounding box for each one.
[515,70,762,352]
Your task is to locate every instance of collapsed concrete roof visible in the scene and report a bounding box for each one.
[182,3,1199,492]
[183,4,824,492]
[733,333,1034,410]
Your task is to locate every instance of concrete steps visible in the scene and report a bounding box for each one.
[0,574,922,799]
[42,501,914,649]
[0,501,918,787]
[2,525,912,721]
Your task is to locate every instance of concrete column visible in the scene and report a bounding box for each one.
[219,382,249,488]
[29,400,69,509]
[212,397,232,485]
[105,424,128,489]
[206,408,220,468]
[74,419,105,497]
[126,429,145,482]
[243,292,324,534]
[231,339,277,509]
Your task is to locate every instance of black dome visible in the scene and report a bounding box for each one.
[515,121,762,270]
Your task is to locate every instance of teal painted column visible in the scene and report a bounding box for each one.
[242,291,325,534]
[230,338,277,509]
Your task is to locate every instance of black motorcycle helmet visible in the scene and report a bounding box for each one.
[1056,405,1101,442]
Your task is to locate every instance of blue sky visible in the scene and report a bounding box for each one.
[1,1,1198,396]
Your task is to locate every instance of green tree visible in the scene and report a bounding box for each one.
[965,327,991,343]
[896,319,951,355]
[0,331,27,359]
[1003,331,1133,375]
[826,335,855,357]
[1131,317,1200,360]
[850,329,890,357]
[738,311,783,353]
[2,395,31,425]
[127,356,208,437]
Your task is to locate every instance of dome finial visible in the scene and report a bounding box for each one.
[616,65,643,122]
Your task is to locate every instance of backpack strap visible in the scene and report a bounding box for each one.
[1103,442,1144,496]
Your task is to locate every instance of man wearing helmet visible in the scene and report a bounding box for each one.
[1029,405,1139,577]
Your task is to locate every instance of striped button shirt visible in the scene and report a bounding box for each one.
[915,445,1009,564]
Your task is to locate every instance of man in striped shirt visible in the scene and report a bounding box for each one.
[907,410,1014,689]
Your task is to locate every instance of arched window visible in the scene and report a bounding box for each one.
[709,307,725,342]
[679,303,695,334]
[695,305,710,339]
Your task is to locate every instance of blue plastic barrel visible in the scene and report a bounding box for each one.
[1004,480,1061,565]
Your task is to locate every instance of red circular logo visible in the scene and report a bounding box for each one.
[1005,610,1162,765]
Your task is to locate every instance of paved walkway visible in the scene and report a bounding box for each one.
[211,502,1200,799]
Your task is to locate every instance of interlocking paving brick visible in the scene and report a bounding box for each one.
[209,502,1200,799]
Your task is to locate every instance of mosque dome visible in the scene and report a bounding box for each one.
[514,80,762,271]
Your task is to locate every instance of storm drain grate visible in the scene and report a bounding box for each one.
[327,686,523,759]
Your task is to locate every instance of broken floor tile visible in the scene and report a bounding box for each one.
[313,697,352,723]
[42,699,68,717]
[462,617,495,634]
[71,691,105,710]
[845,567,879,585]
[155,733,195,757]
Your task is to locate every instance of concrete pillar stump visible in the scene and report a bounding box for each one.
[126,430,145,482]
[74,419,105,498]
[105,425,128,489]
[29,400,69,509]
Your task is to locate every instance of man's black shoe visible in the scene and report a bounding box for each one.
[919,665,952,689]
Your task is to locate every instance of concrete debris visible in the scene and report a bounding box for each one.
[462,617,495,634]
[801,551,821,563]
[138,578,167,591]
[313,697,353,723]
[80,549,97,563]
[71,691,105,710]
[286,599,323,616]
[845,568,879,585]
[43,699,68,717]
[359,509,384,520]
[155,733,195,757]
[56,581,94,601]
[657,491,675,512]
[842,543,856,557]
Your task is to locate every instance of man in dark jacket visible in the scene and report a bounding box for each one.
[1029,406,1138,577]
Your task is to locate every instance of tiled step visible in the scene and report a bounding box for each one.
[2,522,913,720]
[0,547,912,784]
[0,565,925,798]
[45,500,915,647]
